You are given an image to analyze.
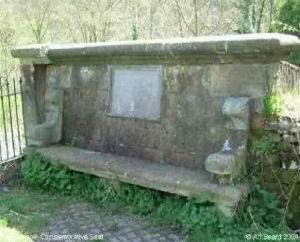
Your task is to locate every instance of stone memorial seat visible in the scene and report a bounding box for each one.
[12,33,300,216]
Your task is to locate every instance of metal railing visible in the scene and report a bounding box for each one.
[278,61,300,92]
[0,77,25,163]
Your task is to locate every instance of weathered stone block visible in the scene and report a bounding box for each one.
[205,152,236,175]
[140,148,161,162]
[270,133,282,142]
[205,138,247,182]
[146,132,160,149]
[134,128,148,147]
[24,65,64,147]
[159,150,172,164]
[210,64,267,97]
[278,118,292,131]
[171,151,200,169]
[222,97,250,130]
[283,134,298,143]
[158,129,173,147]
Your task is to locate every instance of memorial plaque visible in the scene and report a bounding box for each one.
[110,66,161,120]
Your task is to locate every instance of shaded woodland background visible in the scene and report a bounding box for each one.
[0,0,299,77]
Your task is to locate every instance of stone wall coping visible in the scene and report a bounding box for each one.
[11,34,300,64]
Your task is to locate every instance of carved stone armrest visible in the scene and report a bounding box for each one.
[205,97,250,183]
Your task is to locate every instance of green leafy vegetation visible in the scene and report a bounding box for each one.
[251,131,280,155]
[278,0,300,32]
[20,152,116,201]
[18,151,291,241]
[272,0,300,65]
[262,92,282,118]
[248,129,298,227]
[290,52,300,66]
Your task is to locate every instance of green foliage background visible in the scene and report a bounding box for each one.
[272,0,300,65]
[279,0,300,31]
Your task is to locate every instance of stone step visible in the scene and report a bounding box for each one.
[26,145,249,209]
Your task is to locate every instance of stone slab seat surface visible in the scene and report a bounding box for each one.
[29,145,249,207]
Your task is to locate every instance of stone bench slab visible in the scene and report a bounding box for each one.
[28,145,249,207]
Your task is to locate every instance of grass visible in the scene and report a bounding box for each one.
[0,185,78,240]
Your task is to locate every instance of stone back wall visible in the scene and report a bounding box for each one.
[42,63,273,170]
